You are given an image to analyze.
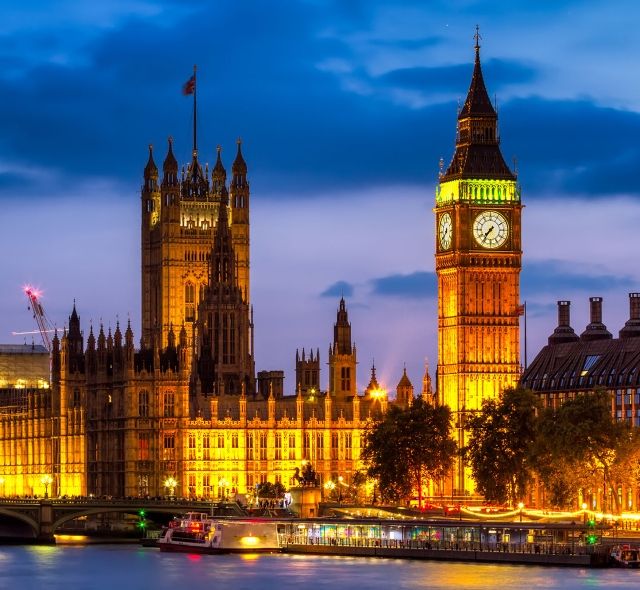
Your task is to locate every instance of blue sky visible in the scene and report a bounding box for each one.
[1,0,640,393]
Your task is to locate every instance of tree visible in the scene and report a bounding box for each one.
[256,481,286,499]
[534,388,638,513]
[465,387,540,506]
[362,397,457,506]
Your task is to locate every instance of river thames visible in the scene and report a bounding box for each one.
[0,545,638,590]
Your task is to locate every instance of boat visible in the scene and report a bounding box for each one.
[157,512,283,554]
[610,545,640,568]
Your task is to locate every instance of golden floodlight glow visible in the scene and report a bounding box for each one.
[240,535,259,546]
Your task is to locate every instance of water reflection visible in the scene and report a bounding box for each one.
[0,546,637,590]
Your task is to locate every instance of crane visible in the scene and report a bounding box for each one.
[22,286,55,353]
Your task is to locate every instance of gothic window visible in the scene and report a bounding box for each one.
[203,435,211,460]
[344,432,352,460]
[188,434,196,460]
[185,282,195,322]
[199,284,205,302]
[259,433,268,460]
[203,474,211,497]
[331,432,339,460]
[340,367,351,392]
[316,433,324,460]
[163,391,175,417]
[138,432,150,461]
[232,433,239,448]
[247,433,254,461]
[163,434,175,460]
[288,434,296,460]
[275,433,282,460]
[138,390,149,417]
[71,388,81,408]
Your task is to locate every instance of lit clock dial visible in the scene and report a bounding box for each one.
[438,212,453,250]
[472,211,508,249]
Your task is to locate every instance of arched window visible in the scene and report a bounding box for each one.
[138,390,149,417]
[185,282,195,322]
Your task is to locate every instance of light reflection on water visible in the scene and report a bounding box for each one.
[0,546,638,590]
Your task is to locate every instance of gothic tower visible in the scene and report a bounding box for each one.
[328,298,357,398]
[193,174,255,397]
[141,140,251,352]
[296,347,320,395]
[435,33,522,494]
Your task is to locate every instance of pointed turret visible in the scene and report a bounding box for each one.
[231,138,248,188]
[182,147,209,200]
[144,144,158,191]
[333,297,352,355]
[421,360,434,404]
[162,137,179,187]
[365,363,381,396]
[396,366,414,407]
[212,146,227,195]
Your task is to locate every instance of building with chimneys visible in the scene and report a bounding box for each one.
[521,294,640,510]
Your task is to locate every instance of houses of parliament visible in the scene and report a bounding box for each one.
[0,116,436,500]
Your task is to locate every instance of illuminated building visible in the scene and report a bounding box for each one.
[435,34,522,494]
[0,134,424,499]
[521,295,640,510]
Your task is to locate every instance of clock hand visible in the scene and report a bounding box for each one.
[483,226,495,240]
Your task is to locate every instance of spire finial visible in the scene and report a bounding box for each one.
[474,24,481,53]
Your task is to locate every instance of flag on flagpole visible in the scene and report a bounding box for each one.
[517,303,526,316]
[182,74,196,95]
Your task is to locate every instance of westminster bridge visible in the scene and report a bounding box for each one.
[0,498,245,542]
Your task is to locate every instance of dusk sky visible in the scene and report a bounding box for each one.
[2,0,640,395]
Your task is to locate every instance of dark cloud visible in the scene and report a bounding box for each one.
[378,58,536,93]
[321,281,354,298]
[370,271,436,298]
[0,1,638,202]
[521,260,637,297]
[502,98,640,196]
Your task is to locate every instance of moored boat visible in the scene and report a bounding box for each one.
[157,512,282,554]
[610,545,640,568]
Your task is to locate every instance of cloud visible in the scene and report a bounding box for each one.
[320,281,354,298]
[370,271,436,298]
[521,259,636,297]
[377,58,537,93]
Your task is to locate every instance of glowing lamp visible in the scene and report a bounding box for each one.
[240,535,259,546]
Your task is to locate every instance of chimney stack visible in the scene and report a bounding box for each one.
[619,292,640,339]
[580,296,612,342]
[548,301,579,345]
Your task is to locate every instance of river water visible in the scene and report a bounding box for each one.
[0,545,638,590]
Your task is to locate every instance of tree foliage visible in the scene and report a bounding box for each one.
[465,387,540,506]
[362,397,457,505]
[533,388,639,512]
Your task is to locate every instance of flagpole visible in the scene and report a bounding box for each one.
[524,300,528,369]
[193,64,197,155]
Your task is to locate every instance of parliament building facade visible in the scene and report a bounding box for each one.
[0,136,432,499]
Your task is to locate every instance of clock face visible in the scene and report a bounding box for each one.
[472,211,509,249]
[438,212,453,250]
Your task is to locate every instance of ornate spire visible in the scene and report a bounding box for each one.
[333,297,352,355]
[212,145,227,194]
[441,29,515,182]
[231,138,247,184]
[144,144,158,191]
[162,137,179,186]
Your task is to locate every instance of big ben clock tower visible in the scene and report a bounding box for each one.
[435,31,522,494]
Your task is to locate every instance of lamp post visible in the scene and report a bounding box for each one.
[218,477,229,501]
[163,476,177,498]
[582,502,588,525]
[40,474,53,499]
[518,502,524,523]
[0,476,5,497]
[338,476,345,504]
[324,480,335,502]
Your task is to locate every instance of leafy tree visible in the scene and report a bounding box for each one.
[534,389,637,513]
[465,387,540,506]
[256,481,286,498]
[362,397,457,506]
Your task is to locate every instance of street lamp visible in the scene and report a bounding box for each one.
[582,502,588,525]
[324,480,336,501]
[518,502,524,523]
[163,476,178,498]
[40,474,53,499]
[0,476,5,497]
[218,477,229,501]
[338,476,345,504]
